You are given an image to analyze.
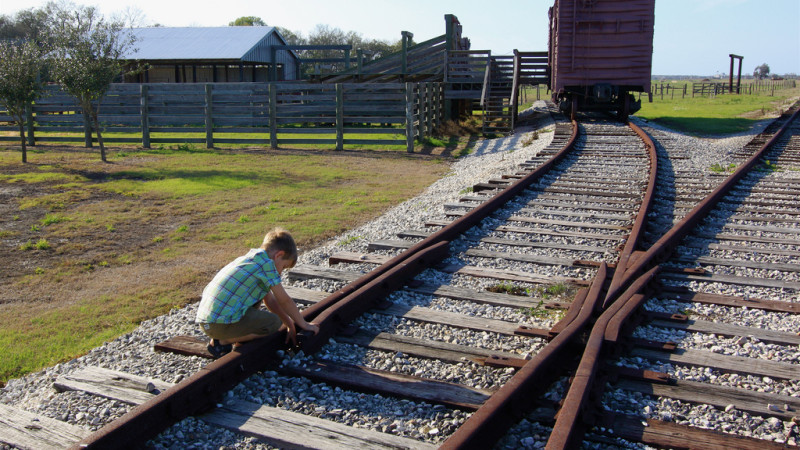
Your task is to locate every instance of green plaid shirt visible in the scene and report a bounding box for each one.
[196,249,282,324]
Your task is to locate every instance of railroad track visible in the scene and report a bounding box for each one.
[3,103,797,449]
[506,103,800,449]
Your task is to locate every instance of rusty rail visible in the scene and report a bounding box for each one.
[544,104,800,449]
[72,120,579,449]
[440,119,658,448]
[440,263,608,449]
[602,121,658,309]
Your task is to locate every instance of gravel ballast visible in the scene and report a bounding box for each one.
[2,105,790,449]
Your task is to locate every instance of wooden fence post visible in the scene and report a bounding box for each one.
[141,85,150,148]
[405,82,414,153]
[205,84,213,149]
[426,82,434,137]
[336,84,344,150]
[401,31,413,78]
[269,84,278,149]
[416,83,425,139]
[25,103,35,147]
[435,82,442,130]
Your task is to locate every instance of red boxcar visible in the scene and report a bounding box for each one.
[548,0,655,118]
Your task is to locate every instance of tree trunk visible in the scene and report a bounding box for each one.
[91,108,107,163]
[17,120,27,163]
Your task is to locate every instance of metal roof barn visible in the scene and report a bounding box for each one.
[120,27,300,82]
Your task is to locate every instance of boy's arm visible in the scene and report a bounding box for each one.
[263,292,293,329]
[269,283,319,334]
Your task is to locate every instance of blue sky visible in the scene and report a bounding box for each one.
[2,0,798,76]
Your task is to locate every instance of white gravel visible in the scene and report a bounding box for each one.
[3,103,797,449]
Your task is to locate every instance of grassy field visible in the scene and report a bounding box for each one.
[519,80,800,135]
[0,143,453,384]
[635,80,800,135]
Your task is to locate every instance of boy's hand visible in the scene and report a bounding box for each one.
[302,322,320,335]
[285,320,298,346]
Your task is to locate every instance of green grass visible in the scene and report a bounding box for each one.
[26,129,408,152]
[0,293,179,382]
[0,145,450,384]
[635,81,800,135]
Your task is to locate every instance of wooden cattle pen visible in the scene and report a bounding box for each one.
[0,82,444,153]
[0,14,551,147]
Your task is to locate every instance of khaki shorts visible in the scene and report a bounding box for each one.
[200,306,282,341]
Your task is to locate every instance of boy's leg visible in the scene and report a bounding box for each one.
[201,306,282,346]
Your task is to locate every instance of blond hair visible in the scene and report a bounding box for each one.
[261,228,297,265]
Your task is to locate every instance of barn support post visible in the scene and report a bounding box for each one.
[25,103,35,147]
[141,85,150,149]
[405,82,414,153]
[205,84,213,149]
[335,84,344,151]
[269,84,278,149]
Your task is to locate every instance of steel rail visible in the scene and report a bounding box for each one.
[439,263,608,449]
[602,121,658,309]
[301,118,579,324]
[440,119,657,448]
[71,120,580,449]
[544,105,800,449]
[601,105,800,310]
[545,266,660,449]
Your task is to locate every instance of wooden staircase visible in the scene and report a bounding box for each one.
[480,55,515,135]
[446,50,549,136]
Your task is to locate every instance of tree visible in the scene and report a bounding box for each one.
[0,40,45,163]
[753,63,770,80]
[229,16,266,26]
[0,8,51,43]
[276,27,305,46]
[47,1,136,162]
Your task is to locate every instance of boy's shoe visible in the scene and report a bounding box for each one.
[207,339,233,359]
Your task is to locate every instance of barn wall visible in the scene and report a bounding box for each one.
[243,32,299,80]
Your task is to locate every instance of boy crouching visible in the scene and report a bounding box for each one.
[196,228,319,358]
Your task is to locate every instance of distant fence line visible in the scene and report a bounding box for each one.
[0,82,445,153]
[649,79,797,99]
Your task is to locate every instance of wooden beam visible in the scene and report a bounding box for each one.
[608,413,790,450]
[630,347,800,381]
[0,403,89,450]
[616,378,800,421]
[277,360,491,410]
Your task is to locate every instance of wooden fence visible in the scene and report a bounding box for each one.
[0,82,444,153]
[649,79,797,99]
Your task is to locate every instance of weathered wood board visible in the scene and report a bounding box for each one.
[0,403,89,450]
